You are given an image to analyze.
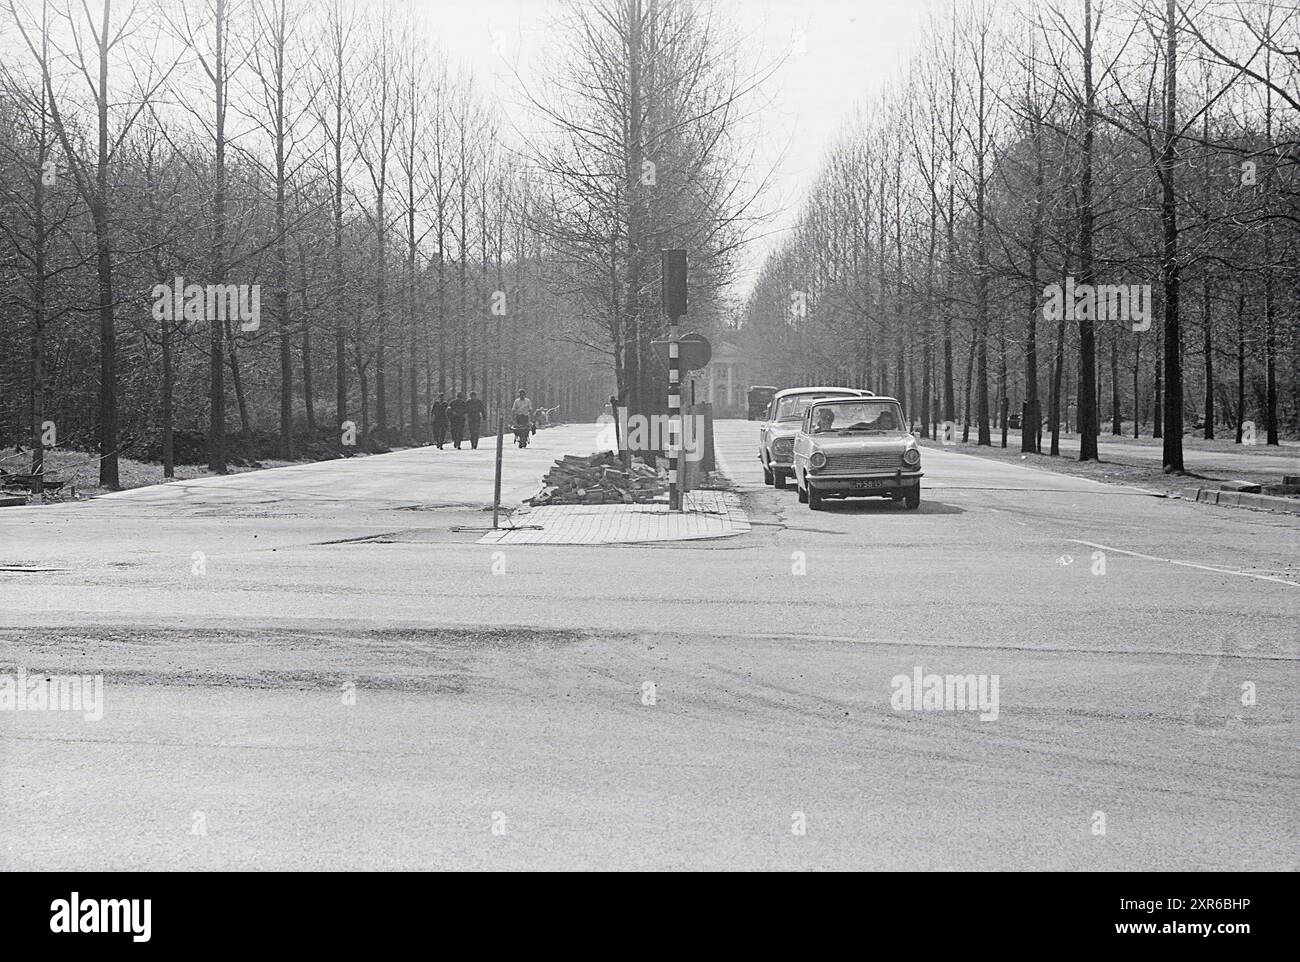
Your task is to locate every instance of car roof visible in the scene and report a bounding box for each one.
[772,386,872,399]
[807,395,900,405]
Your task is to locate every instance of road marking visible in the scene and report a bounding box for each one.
[928,485,1154,495]
[704,629,1297,660]
[1068,539,1300,588]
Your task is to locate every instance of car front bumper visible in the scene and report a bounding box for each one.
[807,470,923,494]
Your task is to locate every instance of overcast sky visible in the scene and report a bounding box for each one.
[415,0,940,304]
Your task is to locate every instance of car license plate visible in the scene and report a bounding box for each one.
[851,478,887,489]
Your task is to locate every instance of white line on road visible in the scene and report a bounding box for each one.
[1068,539,1300,588]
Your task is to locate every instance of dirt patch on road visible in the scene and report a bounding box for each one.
[0,625,611,693]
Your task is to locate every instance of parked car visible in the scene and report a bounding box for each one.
[790,396,922,510]
[758,386,872,489]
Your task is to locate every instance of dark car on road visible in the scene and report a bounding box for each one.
[747,385,778,420]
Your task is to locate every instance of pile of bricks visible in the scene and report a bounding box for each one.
[528,452,666,506]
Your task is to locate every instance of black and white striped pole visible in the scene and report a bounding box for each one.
[662,250,687,512]
[668,320,681,511]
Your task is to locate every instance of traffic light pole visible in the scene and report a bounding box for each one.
[668,316,681,511]
[662,249,687,513]
[492,418,504,529]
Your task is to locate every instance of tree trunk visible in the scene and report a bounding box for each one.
[161,313,174,478]
[1049,299,1065,456]
[961,333,975,443]
[1110,328,1121,433]
[93,0,118,488]
[1076,0,1099,462]
[1153,324,1163,438]
[1235,282,1246,443]
[1158,0,1184,471]
[332,22,347,439]
[227,319,251,435]
[209,0,229,473]
[276,59,292,460]
[999,320,1008,448]
[1132,339,1141,438]
[1201,91,1214,441]
[301,256,316,433]
[30,112,50,496]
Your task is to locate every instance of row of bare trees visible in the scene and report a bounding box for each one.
[742,0,1298,468]
[1,0,763,490]
[523,0,774,417]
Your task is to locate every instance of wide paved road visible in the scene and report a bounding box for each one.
[2,421,1295,870]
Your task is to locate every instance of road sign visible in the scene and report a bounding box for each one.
[652,333,711,372]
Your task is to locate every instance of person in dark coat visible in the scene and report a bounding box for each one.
[448,392,468,449]
[466,391,487,449]
[429,394,449,449]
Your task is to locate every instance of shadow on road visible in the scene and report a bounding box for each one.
[808,498,964,515]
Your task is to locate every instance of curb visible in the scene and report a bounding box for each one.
[478,490,750,545]
[1194,488,1300,516]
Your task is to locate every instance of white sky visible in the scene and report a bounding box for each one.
[412,0,940,302]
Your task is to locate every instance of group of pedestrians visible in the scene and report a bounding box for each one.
[428,391,487,449]
[428,389,535,450]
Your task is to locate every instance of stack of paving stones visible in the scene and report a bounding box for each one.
[528,452,666,506]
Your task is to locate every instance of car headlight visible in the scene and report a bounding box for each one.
[903,447,921,466]
[773,438,794,456]
[809,451,827,470]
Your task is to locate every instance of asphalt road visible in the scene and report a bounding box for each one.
[2,420,1296,870]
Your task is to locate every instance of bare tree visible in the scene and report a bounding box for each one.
[12,0,176,487]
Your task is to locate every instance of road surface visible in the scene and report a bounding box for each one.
[2,420,1296,870]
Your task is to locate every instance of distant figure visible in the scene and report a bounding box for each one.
[511,389,533,437]
[429,393,449,449]
[449,392,468,449]
[466,391,487,449]
[814,408,836,433]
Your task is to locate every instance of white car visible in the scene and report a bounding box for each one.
[758,386,872,489]
[791,396,923,510]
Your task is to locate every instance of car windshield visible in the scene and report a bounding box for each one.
[774,392,856,421]
[809,401,904,434]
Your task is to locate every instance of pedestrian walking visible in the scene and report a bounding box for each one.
[511,389,534,438]
[467,391,487,449]
[449,392,468,449]
[429,394,449,449]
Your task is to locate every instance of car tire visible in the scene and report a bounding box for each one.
[905,485,921,510]
[796,476,808,503]
[762,461,774,486]
[774,469,788,490]
[808,483,823,511]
